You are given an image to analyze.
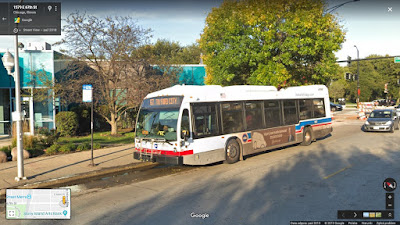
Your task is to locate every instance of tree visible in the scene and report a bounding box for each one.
[199,0,345,86]
[345,55,400,102]
[57,12,173,135]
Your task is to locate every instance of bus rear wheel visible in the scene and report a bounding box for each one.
[225,139,240,164]
[301,127,313,146]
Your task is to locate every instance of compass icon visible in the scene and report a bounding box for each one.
[383,178,397,192]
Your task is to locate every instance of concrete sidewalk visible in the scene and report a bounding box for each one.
[0,136,11,148]
[0,144,147,194]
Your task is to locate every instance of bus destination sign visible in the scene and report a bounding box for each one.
[142,96,183,108]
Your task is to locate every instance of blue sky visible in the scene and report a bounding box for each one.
[0,0,399,63]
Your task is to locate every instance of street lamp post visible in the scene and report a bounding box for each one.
[354,45,360,107]
[1,49,26,182]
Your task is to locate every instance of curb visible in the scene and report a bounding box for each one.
[0,161,157,196]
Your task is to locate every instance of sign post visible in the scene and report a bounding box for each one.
[83,84,95,166]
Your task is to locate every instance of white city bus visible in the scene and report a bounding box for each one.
[133,85,332,165]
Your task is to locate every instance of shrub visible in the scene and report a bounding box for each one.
[76,142,90,151]
[46,143,60,155]
[12,135,39,149]
[37,127,51,136]
[0,146,11,157]
[56,111,79,137]
[59,142,76,153]
[93,143,101,149]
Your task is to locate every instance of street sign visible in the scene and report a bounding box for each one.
[82,84,92,102]
[395,57,400,63]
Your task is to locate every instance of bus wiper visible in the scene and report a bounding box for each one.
[164,139,173,145]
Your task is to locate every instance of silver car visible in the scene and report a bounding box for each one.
[363,109,399,133]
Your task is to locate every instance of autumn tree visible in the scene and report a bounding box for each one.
[199,0,345,86]
[57,13,173,135]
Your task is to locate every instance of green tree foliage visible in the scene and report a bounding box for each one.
[199,0,345,86]
[137,40,202,85]
[139,39,202,64]
[343,55,400,102]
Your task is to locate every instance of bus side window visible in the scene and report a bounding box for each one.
[245,101,264,130]
[313,99,325,118]
[181,109,190,139]
[283,100,299,125]
[264,100,282,128]
[221,102,244,134]
[192,104,218,138]
[299,99,313,120]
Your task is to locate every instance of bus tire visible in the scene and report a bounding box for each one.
[225,139,240,164]
[301,127,313,146]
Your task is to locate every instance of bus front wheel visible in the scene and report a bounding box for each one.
[301,127,313,146]
[225,139,240,164]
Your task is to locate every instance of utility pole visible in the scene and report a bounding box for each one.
[354,45,360,108]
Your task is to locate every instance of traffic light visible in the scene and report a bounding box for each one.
[347,56,352,66]
[345,72,351,80]
[353,74,358,81]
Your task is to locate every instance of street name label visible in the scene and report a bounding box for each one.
[395,57,400,63]
[0,2,61,35]
[6,189,71,219]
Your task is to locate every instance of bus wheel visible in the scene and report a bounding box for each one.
[301,127,313,146]
[225,139,240,164]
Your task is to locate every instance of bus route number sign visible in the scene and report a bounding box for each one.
[143,96,183,108]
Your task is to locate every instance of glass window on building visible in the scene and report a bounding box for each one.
[0,89,11,135]
[34,89,54,130]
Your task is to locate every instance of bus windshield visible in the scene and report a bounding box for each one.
[136,108,180,141]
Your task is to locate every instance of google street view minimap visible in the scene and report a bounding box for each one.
[1,0,400,224]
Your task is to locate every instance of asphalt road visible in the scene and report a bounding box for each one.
[2,120,400,225]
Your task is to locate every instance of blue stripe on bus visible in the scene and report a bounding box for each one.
[295,118,332,131]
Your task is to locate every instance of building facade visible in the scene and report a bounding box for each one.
[0,48,66,136]
[0,45,206,136]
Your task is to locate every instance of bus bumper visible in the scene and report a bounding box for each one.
[133,151,183,166]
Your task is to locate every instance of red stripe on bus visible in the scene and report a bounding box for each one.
[295,122,332,133]
[135,148,193,156]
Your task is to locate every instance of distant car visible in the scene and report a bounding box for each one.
[330,102,343,111]
[363,109,399,133]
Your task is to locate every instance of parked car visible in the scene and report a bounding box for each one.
[363,109,399,133]
[330,102,343,111]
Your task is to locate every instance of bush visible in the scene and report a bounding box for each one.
[76,142,90,151]
[59,142,76,153]
[0,146,11,157]
[93,143,101,149]
[12,135,39,149]
[45,143,60,155]
[37,127,51,136]
[56,111,79,137]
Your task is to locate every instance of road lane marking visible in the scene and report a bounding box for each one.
[323,166,352,180]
